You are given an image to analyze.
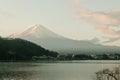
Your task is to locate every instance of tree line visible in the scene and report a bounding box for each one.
[57,53,120,60]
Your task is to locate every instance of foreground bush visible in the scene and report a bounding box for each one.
[95,66,120,80]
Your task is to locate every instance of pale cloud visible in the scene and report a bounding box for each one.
[75,8,120,37]
[72,0,120,45]
[102,37,120,46]
[77,8,120,26]
[103,37,120,43]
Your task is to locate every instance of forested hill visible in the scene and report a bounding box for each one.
[0,37,58,61]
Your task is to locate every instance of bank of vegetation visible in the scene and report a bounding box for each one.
[0,37,120,61]
[0,37,58,61]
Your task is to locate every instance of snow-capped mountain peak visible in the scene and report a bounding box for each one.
[9,24,64,39]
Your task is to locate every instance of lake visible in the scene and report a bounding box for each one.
[0,60,120,80]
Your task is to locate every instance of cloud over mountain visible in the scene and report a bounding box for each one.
[75,9,120,36]
[72,0,120,44]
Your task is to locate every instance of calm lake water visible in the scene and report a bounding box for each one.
[0,60,120,80]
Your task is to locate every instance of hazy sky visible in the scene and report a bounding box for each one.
[0,0,120,44]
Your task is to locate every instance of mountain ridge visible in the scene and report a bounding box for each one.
[9,24,120,54]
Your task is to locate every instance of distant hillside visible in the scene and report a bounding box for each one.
[0,37,58,61]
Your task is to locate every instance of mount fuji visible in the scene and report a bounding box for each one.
[9,24,120,54]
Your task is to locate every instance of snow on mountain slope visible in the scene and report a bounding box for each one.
[10,24,64,39]
[9,24,120,54]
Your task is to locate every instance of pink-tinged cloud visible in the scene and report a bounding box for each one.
[75,8,120,37]
[95,24,120,36]
[71,0,120,44]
